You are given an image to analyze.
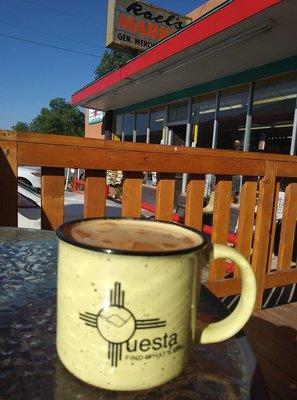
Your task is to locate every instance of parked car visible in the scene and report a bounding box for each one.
[18,181,42,229]
[17,181,122,229]
[18,167,81,190]
[18,166,41,188]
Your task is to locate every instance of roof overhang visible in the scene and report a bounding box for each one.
[72,0,297,112]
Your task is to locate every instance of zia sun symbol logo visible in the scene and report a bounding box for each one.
[79,282,166,367]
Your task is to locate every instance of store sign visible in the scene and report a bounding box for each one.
[106,0,192,53]
[88,109,105,125]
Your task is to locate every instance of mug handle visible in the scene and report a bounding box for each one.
[200,244,256,344]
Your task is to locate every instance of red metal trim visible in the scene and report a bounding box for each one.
[72,0,282,106]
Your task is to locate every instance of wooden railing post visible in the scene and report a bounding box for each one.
[267,181,280,272]
[185,174,205,230]
[155,173,176,221]
[252,161,278,310]
[235,177,258,272]
[84,169,106,218]
[41,167,65,230]
[209,176,232,280]
[0,139,18,227]
[122,172,143,218]
[277,182,297,270]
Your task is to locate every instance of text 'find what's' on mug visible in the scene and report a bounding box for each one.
[56,218,256,391]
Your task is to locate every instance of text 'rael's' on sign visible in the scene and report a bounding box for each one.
[106,0,192,53]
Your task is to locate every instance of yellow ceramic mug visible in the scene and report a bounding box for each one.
[56,218,256,391]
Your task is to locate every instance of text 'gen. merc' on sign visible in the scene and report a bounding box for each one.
[106,0,192,53]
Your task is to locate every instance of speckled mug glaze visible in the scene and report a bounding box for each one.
[56,218,256,391]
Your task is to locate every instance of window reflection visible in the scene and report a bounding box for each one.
[136,110,149,143]
[168,101,188,123]
[191,94,216,147]
[123,112,135,142]
[115,115,123,139]
[150,106,165,144]
[251,73,297,154]
[217,85,249,150]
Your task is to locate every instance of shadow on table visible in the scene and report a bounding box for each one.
[244,314,297,400]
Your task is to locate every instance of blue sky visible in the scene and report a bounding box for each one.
[0,0,203,129]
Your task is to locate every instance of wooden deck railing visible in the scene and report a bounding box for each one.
[1,130,296,310]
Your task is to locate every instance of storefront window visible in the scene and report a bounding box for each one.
[217,85,249,150]
[115,115,123,139]
[191,94,216,147]
[251,72,297,154]
[136,110,149,143]
[168,101,188,123]
[150,106,165,144]
[123,112,135,142]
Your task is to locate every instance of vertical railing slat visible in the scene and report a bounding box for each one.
[185,174,205,230]
[209,176,232,280]
[277,182,297,270]
[267,182,280,272]
[41,167,64,230]
[122,172,143,218]
[155,173,176,221]
[84,169,106,218]
[0,140,18,227]
[234,177,258,276]
[252,161,278,310]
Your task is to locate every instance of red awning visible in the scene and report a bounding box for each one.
[72,0,295,111]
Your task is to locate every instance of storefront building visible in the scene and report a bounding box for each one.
[73,0,297,156]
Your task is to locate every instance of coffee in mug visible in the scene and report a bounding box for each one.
[56,218,256,391]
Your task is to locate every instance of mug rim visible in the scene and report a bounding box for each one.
[56,217,209,257]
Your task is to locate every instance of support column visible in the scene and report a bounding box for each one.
[146,109,151,143]
[182,98,193,195]
[243,82,255,151]
[121,115,125,141]
[185,122,192,147]
[206,92,220,197]
[240,82,255,196]
[290,96,297,155]
[165,126,170,145]
[211,91,220,149]
[133,111,137,142]
[168,129,173,145]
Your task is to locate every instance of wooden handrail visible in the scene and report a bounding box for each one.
[2,130,297,163]
[1,129,296,310]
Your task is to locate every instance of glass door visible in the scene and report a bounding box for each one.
[167,123,187,145]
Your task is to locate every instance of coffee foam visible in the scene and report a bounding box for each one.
[67,219,202,253]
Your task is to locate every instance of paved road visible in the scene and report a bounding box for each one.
[18,182,239,232]
[18,190,123,229]
[142,184,239,232]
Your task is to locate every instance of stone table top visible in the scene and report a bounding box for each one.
[0,227,265,400]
